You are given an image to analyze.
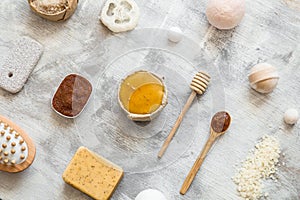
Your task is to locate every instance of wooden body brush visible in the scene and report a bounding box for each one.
[158,71,210,158]
[0,115,36,173]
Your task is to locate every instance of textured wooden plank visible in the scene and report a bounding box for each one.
[0,0,299,199]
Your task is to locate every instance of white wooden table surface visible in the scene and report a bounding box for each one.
[0,0,299,199]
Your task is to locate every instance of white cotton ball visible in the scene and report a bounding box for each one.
[284,108,299,125]
[135,189,167,200]
[206,0,245,30]
[167,27,183,43]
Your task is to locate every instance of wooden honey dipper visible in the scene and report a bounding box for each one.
[158,71,210,158]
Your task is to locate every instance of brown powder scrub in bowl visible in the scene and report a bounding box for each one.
[52,74,92,118]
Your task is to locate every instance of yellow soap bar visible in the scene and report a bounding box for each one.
[62,147,124,200]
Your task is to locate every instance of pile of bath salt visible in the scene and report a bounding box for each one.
[233,135,281,200]
[31,0,68,14]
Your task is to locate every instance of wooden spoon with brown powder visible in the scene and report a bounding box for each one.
[180,111,231,195]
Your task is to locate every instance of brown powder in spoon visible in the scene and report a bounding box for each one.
[211,111,231,132]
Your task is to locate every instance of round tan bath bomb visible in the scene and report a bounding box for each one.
[248,63,279,94]
[206,0,245,30]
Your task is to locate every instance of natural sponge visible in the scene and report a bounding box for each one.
[100,0,140,33]
[63,147,124,200]
[206,0,245,30]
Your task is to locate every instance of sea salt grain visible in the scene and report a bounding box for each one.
[233,135,280,200]
[31,0,67,14]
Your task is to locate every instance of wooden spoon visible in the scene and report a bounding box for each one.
[158,71,210,158]
[180,111,231,195]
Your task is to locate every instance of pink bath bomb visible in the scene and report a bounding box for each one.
[206,0,245,30]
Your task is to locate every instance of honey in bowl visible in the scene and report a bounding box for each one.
[129,83,164,114]
[118,70,167,121]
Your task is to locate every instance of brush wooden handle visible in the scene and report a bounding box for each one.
[158,91,197,158]
[180,133,217,195]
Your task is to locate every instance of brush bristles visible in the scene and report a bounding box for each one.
[0,122,28,165]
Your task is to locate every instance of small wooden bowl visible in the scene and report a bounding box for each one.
[118,70,168,122]
[28,0,78,21]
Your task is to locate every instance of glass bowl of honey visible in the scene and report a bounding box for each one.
[118,70,168,121]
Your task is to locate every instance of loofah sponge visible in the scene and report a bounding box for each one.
[100,0,140,33]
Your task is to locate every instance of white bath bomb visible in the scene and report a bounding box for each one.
[206,0,245,30]
[284,108,299,125]
[135,189,167,200]
[167,27,183,43]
